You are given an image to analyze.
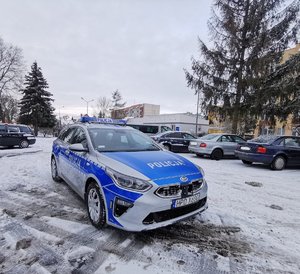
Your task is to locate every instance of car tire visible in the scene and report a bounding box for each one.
[86,182,106,228]
[51,157,62,182]
[271,156,286,171]
[242,160,252,165]
[19,139,29,149]
[211,149,223,160]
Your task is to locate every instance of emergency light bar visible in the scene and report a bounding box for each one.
[80,116,127,125]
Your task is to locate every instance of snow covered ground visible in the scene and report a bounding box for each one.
[0,137,299,273]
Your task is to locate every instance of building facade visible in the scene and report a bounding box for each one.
[111,104,160,119]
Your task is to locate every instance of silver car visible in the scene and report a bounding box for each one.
[188,133,246,160]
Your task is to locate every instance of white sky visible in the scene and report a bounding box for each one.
[0,0,213,117]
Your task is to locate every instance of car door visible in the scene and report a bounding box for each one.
[218,135,237,156]
[66,127,89,194]
[284,137,300,166]
[58,127,78,182]
[6,126,22,147]
[166,132,183,152]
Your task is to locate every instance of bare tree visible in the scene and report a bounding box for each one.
[0,94,19,122]
[0,37,24,121]
[93,96,112,118]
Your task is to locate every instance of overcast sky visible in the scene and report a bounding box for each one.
[0,0,213,117]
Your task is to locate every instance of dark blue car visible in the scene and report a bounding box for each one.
[235,135,300,170]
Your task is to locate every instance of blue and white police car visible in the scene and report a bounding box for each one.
[51,117,208,231]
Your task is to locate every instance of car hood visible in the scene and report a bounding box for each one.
[101,151,202,185]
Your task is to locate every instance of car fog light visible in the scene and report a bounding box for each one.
[114,198,133,217]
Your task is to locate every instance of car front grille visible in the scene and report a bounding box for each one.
[142,197,207,225]
[155,179,204,198]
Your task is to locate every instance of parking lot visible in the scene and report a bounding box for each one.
[0,137,299,273]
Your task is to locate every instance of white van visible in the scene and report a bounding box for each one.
[127,124,172,136]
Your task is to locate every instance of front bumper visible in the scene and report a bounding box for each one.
[104,180,208,232]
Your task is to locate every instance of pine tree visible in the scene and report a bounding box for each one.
[185,0,300,134]
[262,51,300,124]
[112,90,126,109]
[19,62,56,135]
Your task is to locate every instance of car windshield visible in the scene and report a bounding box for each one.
[199,134,220,140]
[88,127,161,152]
[249,135,278,144]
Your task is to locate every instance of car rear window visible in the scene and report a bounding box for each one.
[249,135,278,144]
[200,134,219,140]
[0,125,6,132]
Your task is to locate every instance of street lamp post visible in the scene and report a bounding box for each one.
[58,105,64,127]
[195,90,200,136]
[81,97,94,116]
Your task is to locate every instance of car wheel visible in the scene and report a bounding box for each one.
[19,139,29,149]
[86,182,106,228]
[163,144,171,151]
[271,156,286,171]
[51,157,62,182]
[242,160,252,165]
[211,149,223,160]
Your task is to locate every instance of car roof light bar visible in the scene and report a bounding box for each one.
[79,116,127,125]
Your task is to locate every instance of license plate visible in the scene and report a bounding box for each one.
[190,141,197,146]
[173,193,201,208]
[240,146,250,151]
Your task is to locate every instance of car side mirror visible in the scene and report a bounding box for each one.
[69,143,89,152]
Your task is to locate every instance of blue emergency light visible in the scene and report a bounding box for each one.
[80,116,126,125]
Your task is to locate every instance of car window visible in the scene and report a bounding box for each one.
[19,126,31,133]
[200,134,219,140]
[232,136,245,143]
[62,128,77,144]
[161,126,172,132]
[88,128,160,152]
[220,135,232,142]
[285,137,300,147]
[71,128,87,144]
[0,125,6,132]
[167,132,181,138]
[182,133,196,139]
[8,126,20,133]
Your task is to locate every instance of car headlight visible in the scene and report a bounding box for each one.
[196,165,205,177]
[106,168,152,192]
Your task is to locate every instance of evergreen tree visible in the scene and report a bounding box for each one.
[112,89,126,109]
[185,0,299,134]
[19,62,56,135]
[262,51,300,124]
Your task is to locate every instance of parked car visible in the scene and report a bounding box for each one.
[0,123,36,148]
[151,131,197,152]
[51,117,207,231]
[188,133,246,160]
[235,135,300,170]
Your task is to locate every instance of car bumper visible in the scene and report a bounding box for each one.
[104,181,208,232]
[235,151,273,164]
[28,138,36,145]
[188,146,213,155]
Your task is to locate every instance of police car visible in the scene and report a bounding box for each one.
[51,117,208,231]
